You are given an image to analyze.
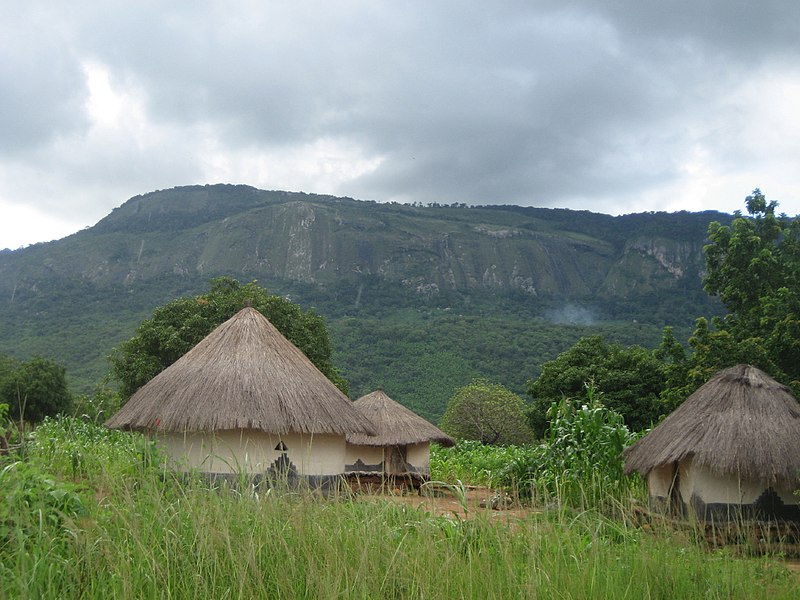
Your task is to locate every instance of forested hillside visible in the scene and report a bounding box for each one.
[0,185,728,420]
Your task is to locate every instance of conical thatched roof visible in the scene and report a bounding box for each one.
[624,364,800,486]
[105,307,375,436]
[345,389,455,447]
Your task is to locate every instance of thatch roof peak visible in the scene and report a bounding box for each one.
[105,307,375,436]
[346,389,455,447]
[624,364,800,485]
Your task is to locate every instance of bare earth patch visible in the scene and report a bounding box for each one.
[354,484,535,521]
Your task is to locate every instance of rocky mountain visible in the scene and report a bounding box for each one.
[2,184,725,299]
[0,184,730,418]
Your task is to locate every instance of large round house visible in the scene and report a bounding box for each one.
[624,364,800,522]
[105,307,375,489]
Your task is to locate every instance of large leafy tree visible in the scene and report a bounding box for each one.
[0,354,16,385]
[109,277,348,398]
[656,317,778,410]
[656,189,800,404]
[526,335,667,434]
[0,355,72,422]
[440,379,534,446]
[702,189,800,387]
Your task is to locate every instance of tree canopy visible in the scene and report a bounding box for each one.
[440,379,533,446]
[649,189,800,406]
[526,335,667,434]
[109,277,348,398]
[0,355,72,422]
[702,189,800,388]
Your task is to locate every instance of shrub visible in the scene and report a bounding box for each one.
[1,357,72,423]
[502,383,637,508]
[440,379,534,445]
[0,459,89,551]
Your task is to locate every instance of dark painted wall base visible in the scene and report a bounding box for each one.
[650,487,800,523]
[202,471,346,495]
[345,460,427,476]
[345,472,430,489]
[345,459,383,473]
[691,488,800,523]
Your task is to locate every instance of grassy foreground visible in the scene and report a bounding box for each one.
[1,418,798,599]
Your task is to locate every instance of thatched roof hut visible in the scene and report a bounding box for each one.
[106,307,374,484]
[624,364,800,521]
[346,389,454,448]
[106,307,374,436]
[344,389,453,481]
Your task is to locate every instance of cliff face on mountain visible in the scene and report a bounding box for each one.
[0,184,724,304]
[0,184,729,410]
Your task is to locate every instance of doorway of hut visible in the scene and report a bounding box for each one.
[385,445,408,476]
[669,461,683,515]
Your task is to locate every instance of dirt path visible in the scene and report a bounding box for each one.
[355,485,535,521]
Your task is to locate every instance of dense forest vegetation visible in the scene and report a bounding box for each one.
[0,184,731,421]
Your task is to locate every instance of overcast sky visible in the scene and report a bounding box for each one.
[2,1,799,249]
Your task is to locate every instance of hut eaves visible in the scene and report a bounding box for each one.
[346,389,455,447]
[624,364,800,486]
[105,307,375,436]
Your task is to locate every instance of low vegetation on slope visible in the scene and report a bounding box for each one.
[0,184,725,409]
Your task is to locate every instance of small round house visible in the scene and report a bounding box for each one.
[105,307,375,489]
[624,364,800,522]
[345,389,454,483]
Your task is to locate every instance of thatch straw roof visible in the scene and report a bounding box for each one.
[105,307,375,436]
[345,389,455,447]
[624,364,800,486]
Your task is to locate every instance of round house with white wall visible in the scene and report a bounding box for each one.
[624,364,800,522]
[106,307,375,489]
[345,389,454,484]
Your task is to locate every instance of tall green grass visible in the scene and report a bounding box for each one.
[430,439,529,488]
[432,391,642,513]
[1,417,798,599]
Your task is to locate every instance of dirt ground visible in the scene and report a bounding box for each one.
[352,483,534,521]
[786,560,800,573]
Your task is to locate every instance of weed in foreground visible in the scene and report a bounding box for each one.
[2,417,798,599]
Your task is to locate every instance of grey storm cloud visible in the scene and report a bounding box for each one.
[1,1,800,247]
[0,9,88,154]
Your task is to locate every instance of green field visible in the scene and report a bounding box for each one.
[1,418,797,599]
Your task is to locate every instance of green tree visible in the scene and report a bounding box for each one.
[109,277,348,398]
[440,379,533,446]
[526,335,666,434]
[0,356,72,423]
[656,318,776,410]
[0,353,16,377]
[702,189,800,386]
